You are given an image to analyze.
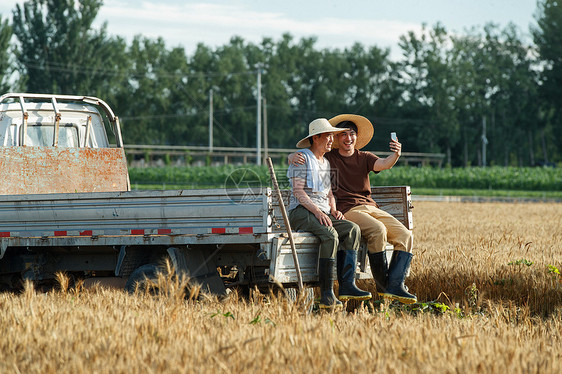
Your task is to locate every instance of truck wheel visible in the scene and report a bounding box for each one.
[125,264,161,294]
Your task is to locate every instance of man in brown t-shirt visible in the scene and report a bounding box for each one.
[290,114,416,304]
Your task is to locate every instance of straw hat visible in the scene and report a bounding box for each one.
[296,118,344,148]
[328,114,374,150]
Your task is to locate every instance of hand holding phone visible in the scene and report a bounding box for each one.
[390,132,401,155]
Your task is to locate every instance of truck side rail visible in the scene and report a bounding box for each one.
[0,188,273,241]
[0,187,411,242]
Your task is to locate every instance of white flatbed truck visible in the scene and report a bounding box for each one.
[0,93,413,295]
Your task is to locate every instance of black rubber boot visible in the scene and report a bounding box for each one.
[382,250,417,304]
[368,251,388,296]
[337,250,372,301]
[318,258,343,309]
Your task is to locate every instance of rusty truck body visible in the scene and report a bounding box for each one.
[0,93,413,294]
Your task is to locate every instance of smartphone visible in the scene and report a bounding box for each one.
[391,132,397,141]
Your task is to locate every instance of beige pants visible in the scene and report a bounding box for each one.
[344,205,413,254]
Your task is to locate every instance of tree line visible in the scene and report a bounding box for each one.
[1,0,561,167]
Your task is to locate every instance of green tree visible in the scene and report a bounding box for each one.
[533,0,562,163]
[12,0,127,96]
[211,36,257,148]
[455,24,538,166]
[449,31,486,166]
[0,16,13,93]
[258,35,296,148]
[258,35,392,150]
[115,36,191,145]
[409,22,539,167]
[184,43,220,146]
[488,24,538,166]
[260,34,321,147]
[314,43,394,150]
[396,24,461,163]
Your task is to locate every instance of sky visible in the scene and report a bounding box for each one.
[0,0,539,60]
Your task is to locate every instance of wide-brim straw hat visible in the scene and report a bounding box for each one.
[328,114,374,150]
[296,118,344,148]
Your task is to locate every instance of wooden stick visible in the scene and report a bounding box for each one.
[266,157,303,292]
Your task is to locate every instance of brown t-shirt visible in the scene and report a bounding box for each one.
[325,149,379,214]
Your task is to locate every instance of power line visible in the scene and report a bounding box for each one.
[20,58,257,80]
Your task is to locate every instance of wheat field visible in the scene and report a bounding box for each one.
[1,201,561,373]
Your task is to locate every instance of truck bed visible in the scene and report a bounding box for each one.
[0,186,412,290]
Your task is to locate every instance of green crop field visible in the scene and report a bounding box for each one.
[128,165,562,199]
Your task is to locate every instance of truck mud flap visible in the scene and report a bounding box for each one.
[167,246,226,296]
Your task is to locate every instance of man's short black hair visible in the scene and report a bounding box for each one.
[335,121,358,133]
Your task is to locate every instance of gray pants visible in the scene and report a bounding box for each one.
[288,205,361,259]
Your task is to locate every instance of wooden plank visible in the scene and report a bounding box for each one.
[372,186,413,229]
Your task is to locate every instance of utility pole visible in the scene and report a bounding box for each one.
[209,89,213,153]
[263,97,268,163]
[481,116,488,167]
[256,65,263,165]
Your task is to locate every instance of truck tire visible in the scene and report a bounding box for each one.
[125,263,161,293]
